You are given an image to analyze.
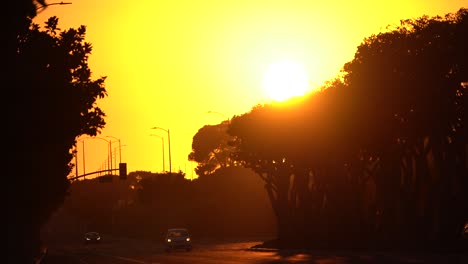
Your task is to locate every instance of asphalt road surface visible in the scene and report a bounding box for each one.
[40,236,467,264]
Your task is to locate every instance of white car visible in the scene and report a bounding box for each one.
[164,228,192,252]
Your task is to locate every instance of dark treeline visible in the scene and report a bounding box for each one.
[9,2,468,262]
[9,2,108,263]
[42,167,276,243]
[227,9,467,250]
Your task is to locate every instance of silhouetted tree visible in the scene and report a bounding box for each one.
[343,8,467,245]
[7,1,46,61]
[9,15,107,263]
[188,121,236,176]
[228,91,365,246]
[45,168,276,241]
[228,8,467,249]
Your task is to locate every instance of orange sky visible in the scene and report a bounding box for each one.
[34,0,467,179]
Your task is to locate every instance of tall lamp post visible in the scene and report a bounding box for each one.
[207,110,228,119]
[106,136,122,165]
[84,136,111,173]
[74,139,86,178]
[36,1,72,11]
[150,134,165,172]
[80,139,85,175]
[151,127,171,173]
[207,110,230,122]
[113,145,126,171]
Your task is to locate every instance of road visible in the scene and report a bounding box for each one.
[40,236,467,264]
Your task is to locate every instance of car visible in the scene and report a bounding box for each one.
[164,228,192,252]
[84,231,102,244]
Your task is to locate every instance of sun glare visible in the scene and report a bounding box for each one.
[262,60,309,102]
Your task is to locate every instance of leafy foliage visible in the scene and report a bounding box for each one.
[227,8,467,248]
[188,121,236,176]
[9,16,107,262]
[43,168,275,241]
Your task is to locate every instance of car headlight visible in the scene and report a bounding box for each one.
[86,238,90,240]
[186,237,191,242]
[167,238,172,243]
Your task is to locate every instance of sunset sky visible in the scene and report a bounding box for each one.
[34,0,467,179]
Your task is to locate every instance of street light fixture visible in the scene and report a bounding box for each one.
[36,1,72,11]
[84,136,112,173]
[151,127,172,173]
[150,134,165,172]
[74,138,86,178]
[106,136,122,165]
[207,110,229,121]
[112,144,127,171]
[80,139,85,175]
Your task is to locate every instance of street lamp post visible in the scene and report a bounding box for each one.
[108,140,112,172]
[74,139,86,178]
[84,136,111,174]
[151,127,171,173]
[112,145,126,171]
[81,139,85,175]
[106,136,122,165]
[36,1,72,11]
[207,110,229,120]
[150,134,165,172]
[74,144,78,178]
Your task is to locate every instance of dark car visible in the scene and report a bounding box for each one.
[84,231,102,244]
[164,228,192,252]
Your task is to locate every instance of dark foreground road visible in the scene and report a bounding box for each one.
[40,237,467,264]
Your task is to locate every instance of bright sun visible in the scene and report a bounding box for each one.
[262,60,309,102]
